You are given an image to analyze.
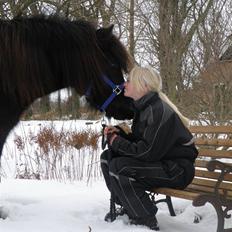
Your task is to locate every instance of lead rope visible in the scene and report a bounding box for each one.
[101,113,107,150]
[100,114,116,221]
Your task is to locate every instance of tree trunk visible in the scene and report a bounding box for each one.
[156,0,214,104]
[128,0,135,60]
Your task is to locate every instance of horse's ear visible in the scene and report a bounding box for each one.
[107,24,114,34]
[96,25,114,40]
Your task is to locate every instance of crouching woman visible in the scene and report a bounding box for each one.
[101,66,198,230]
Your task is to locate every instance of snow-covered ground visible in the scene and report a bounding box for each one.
[0,120,231,231]
[0,179,221,232]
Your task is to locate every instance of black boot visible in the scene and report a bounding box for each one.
[130,216,159,231]
[104,207,128,222]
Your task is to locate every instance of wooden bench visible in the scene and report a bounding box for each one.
[151,125,232,232]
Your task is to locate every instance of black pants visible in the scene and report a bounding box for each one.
[100,149,194,219]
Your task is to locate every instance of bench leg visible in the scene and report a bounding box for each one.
[193,194,232,232]
[151,193,176,216]
[166,196,176,216]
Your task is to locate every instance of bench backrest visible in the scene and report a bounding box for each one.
[189,125,232,198]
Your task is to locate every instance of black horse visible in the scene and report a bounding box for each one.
[0,15,134,161]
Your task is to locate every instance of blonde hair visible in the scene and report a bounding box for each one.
[128,66,190,127]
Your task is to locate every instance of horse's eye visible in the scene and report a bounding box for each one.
[111,63,118,67]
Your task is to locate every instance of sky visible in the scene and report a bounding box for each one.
[0,120,231,232]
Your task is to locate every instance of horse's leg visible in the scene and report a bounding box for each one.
[0,103,22,159]
[0,123,16,219]
[0,95,23,219]
[0,93,24,147]
[0,127,11,219]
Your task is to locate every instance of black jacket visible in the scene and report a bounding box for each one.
[111,92,198,163]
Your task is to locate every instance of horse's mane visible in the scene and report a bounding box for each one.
[0,15,112,104]
[96,24,132,73]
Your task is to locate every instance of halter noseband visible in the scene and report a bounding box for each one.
[85,74,125,112]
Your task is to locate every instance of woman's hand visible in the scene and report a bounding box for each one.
[108,133,118,145]
[104,126,120,135]
[104,126,119,145]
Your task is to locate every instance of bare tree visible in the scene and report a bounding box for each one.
[136,0,214,105]
[1,0,231,122]
[185,0,232,124]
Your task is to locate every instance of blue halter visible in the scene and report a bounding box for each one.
[85,75,125,112]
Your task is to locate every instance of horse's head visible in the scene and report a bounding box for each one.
[1,15,134,120]
[84,25,134,120]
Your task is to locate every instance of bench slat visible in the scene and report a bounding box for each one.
[153,188,199,200]
[154,187,232,201]
[195,169,232,182]
[191,178,232,191]
[195,159,232,169]
[198,149,232,159]
[190,126,232,133]
[187,184,232,197]
[195,138,232,146]
[195,159,208,168]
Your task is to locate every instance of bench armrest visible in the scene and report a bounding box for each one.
[207,160,232,197]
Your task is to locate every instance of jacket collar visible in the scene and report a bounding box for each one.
[133,91,159,111]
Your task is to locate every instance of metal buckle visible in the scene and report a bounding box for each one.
[101,113,107,127]
[113,85,122,95]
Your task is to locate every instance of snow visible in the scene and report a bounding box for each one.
[0,179,220,232]
[0,120,231,231]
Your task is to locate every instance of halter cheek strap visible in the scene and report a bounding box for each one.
[99,75,124,112]
[85,74,125,112]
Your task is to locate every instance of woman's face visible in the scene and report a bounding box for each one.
[124,78,149,100]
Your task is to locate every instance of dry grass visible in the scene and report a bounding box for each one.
[66,131,90,149]
[32,127,65,154]
[10,125,102,182]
